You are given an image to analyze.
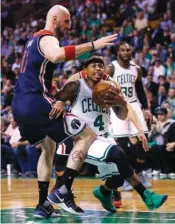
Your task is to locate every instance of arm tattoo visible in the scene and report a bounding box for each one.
[56,81,79,104]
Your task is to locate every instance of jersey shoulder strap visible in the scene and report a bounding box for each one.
[33,30,54,37]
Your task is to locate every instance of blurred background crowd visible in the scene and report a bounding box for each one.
[1,0,175,179]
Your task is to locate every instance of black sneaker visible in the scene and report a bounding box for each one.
[48,189,84,214]
[33,200,60,219]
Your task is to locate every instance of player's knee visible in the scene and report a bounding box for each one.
[107,145,127,162]
[106,145,134,178]
[54,154,68,172]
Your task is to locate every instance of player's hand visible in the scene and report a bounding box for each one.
[104,89,127,108]
[49,101,65,119]
[137,132,149,152]
[93,34,117,50]
[166,142,175,152]
[143,109,153,123]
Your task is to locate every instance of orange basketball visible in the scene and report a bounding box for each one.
[92,80,120,107]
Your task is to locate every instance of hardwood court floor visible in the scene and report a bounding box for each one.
[1,177,175,223]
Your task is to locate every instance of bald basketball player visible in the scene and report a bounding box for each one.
[12,5,117,218]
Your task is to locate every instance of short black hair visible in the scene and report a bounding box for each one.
[84,53,104,68]
[117,41,131,51]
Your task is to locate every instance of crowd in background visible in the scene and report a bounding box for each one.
[1,0,175,178]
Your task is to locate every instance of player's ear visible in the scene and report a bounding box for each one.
[84,67,88,73]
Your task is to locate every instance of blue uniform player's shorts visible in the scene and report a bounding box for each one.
[12,94,85,146]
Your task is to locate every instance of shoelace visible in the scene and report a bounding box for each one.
[65,192,79,209]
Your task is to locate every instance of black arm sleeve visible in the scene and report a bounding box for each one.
[135,79,148,109]
[55,81,79,104]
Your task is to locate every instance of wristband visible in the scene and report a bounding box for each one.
[91,41,95,50]
[64,46,75,60]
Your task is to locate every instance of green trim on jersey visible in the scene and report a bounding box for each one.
[86,144,113,161]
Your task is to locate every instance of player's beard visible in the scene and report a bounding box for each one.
[119,54,130,64]
[55,26,65,38]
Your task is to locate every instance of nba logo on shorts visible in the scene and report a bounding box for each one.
[71,119,81,130]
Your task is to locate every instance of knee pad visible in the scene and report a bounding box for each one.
[105,174,124,189]
[54,154,68,172]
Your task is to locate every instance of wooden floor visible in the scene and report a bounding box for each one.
[1,177,175,223]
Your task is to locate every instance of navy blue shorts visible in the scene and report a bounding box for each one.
[56,138,74,155]
[12,94,85,146]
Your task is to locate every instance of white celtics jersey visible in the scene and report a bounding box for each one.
[70,79,110,135]
[112,60,138,103]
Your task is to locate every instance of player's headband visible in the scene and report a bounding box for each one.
[84,57,104,68]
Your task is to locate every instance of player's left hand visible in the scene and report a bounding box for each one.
[143,109,153,123]
[166,142,175,152]
[49,101,65,119]
[137,132,149,152]
[104,89,127,108]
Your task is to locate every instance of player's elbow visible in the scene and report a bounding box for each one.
[113,106,128,120]
[50,49,65,63]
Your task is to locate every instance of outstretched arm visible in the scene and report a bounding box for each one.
[40,34,117,64]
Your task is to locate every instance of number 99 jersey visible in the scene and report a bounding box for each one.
[111,60,138,103]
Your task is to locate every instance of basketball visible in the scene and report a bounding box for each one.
[92,80,120,107]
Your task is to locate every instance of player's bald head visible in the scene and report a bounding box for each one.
[46,5,70,22]
[45,5,71,38]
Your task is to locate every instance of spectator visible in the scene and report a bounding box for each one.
[12,57,21,72]
[160,13,173,32]
[149,107,175,177]
[166,88,175,119]
[153,58,166,83]
[157,75,170,92]
[134,11,148,31]
[156,85,167,106]
[144,73,158,97]
[164,57,175,79]
[130,29,143,50]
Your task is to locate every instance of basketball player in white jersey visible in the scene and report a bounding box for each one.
[49,54,167,214]
[105,42,152,206]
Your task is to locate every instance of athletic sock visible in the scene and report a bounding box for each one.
[100,185,111,196]
[54,172,63,190]
[134,183,146,200]
[38,181,50,205]
[58,167,78,191]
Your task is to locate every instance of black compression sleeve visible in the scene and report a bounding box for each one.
[135,80,148,109]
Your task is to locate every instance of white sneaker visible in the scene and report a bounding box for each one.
[160,173,168,178]
[142,169,152,176]
[138,173,152,189]
[152,170,161,176]
[168,173,175,179]
[122,180,133,192]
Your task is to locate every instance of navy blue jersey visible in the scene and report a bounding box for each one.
[14,30,57,103]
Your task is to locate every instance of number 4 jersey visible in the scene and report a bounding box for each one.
[70,79,110,136]
[111,60,138,103]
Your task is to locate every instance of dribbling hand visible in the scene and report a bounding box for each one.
[49,101,65,119]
